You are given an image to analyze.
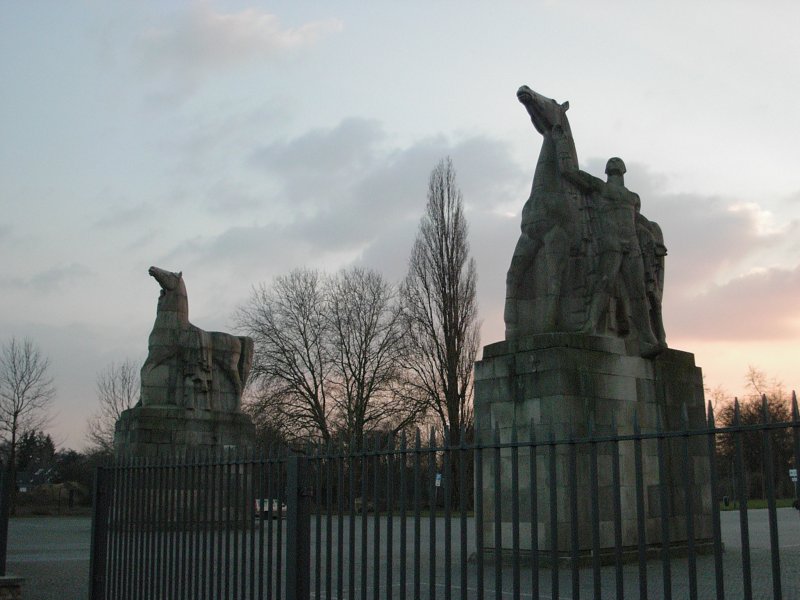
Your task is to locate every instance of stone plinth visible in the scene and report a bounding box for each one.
[114,405,255,458]
[0,577,23,599]
[474,333,712,561]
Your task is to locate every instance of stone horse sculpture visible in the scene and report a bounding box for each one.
[505,85,587,338]
[505,85,667,357]
[140,266,253,412]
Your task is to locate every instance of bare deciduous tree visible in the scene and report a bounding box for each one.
[401,157,480,446]
[0,337,55,506]
[86,359,140,454]
[237,267,423,446]
[327,267,425,448]
[236,268,333,443]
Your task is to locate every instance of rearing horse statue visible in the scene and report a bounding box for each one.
[140,266,253,412]
[505,86,587,339]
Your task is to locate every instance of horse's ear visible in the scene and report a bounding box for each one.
[562,101,570,111]
[178,271,183,278]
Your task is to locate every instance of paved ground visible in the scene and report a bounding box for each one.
[6,509,800,599]
[6,516,91,600]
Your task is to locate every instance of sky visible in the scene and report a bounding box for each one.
[2,1,799,450]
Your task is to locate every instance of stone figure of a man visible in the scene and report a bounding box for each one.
[553,125,663,357]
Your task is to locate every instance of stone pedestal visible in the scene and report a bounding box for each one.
[474,333,712,562]
[114,405,255,458]
[0,577,23,600]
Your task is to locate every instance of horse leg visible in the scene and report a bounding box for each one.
[505,232,540,338]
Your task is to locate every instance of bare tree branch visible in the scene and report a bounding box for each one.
[327,267,426,446]
[236,268,334,444]
[86,359,140,454]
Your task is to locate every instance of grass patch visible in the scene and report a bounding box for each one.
[720,498,796,510]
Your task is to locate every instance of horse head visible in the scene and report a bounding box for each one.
[149,266,182,291]
[149,266,189,321]
[517,85,571,137]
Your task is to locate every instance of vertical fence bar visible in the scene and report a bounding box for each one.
[528,421,539,600]
[278,451,287,600]
[233,450,242,600]
[250,448,267,600]
[180,452,190,600]
[215,450,224,600]
[429,428,438,600]
[337,440,345,600]
[589,418,601,600]
[127,459,137,600]
[633,413,647,600]
[135,458,146,600]
[349,440,357,600]
[656,415,672,599]
[399,432,408,600]
[458,426,468,600]
[548,426,558,600]
[266,450,276,600]
[224,451,233,600]
[705,403,725,600]
[159,455,170,600]
[246,451,254,598]
[152,456,163,598]
[286,453,311,600]
[761,395,783,600]
[195,452,203,600]
[148,456,157,600]
[325,442,334,600]
[104,464,117,598]
[793,393,800,533]
[678,407,697,600]
[493,424,502,600]
[89,467,110,600]
[315,444,323,600]
[474,436,484,600]
[510,423,520,600]
[362,437,369,600]
[607,424,622,600]
[120,460,133,600]
[243,451,253,600]
[444,429,452,600]
[0,470,9,578]
[117,464,129,598]
[733,399,753,600]
[568,430,579,600]
[374,434,382,600]
[387,434,395,600]
[257,450,266,600]
[414,429,421,600]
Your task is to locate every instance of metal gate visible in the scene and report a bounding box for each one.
[90,396,800,599]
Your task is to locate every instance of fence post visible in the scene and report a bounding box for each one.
[89,467,110,600]
[0,469,9,577]
[286,454,311,600]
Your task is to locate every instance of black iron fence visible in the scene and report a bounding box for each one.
[90,397,800,600]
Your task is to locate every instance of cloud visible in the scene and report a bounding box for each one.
[161,119,529,294]
[137,4,342,95]
[92,202,152,229]
[144,115,798,349]
[2,263,93,293]
[668,264,800,341]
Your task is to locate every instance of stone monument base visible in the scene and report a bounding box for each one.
[114,405,255,458]
[474,333,712,556]
[0,576,23,600]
